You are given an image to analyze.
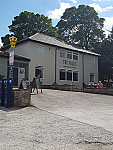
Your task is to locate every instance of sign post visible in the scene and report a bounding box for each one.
[9,36,17,80]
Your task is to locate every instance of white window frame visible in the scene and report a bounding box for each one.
[73,53,79,61]
[90,73,95,82]
[59,69,66,80]
[60,51,65,58]
[73,71,79,82]
[35,66,44,79]
[67,51,72,59]
[67,70,72,81]
[59,69,79,82]
[35,45,44,54]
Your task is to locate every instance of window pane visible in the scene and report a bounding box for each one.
[90,73,95,82]
[73,72,78,81]
[67,52,72,59]
[36,46,44,54]
[73,53,78,60]
[35,67,43,78]
[60,51,65,58]
[67,70,72,81]
[60,69,66,80]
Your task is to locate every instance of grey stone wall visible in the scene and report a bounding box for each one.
[12,88,31,107]
[84,88,113,96]
[42,85,82,92]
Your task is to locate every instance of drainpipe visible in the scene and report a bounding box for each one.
[55,48,57,84]
[82,54,85,85]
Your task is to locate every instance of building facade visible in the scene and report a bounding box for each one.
[0,51,30,86]
[4,33,99,88]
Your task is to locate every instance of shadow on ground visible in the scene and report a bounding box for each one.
[0,106,26,112]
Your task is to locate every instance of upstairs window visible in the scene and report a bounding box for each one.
[73,53,78,60]
[36,46,44,54]
[67,52,72,59]
[60,51,65,58]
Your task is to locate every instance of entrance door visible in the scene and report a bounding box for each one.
[18,68,25,85]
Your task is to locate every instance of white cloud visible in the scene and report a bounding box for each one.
[89,3,103,12]
[48,2,71,19]
[103,6,113,12]
[89,3,113,13]
[103,17,113,36]
[69,0,77,3]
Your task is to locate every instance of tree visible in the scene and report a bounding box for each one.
[97,27,113,81]
[1,34,11,46]
[57,5,105,50]
[2,11,58,46]
[108,26,113,42]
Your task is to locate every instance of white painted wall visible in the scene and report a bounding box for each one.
[0,57,7,78]
[6,41,99,88]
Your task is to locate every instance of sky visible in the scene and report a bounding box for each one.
[0,0,113,46]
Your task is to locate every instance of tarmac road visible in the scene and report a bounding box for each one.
[0,89,113,150]
[32,89,113,133]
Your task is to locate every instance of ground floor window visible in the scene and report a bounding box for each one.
[59,69,78,81]
[60,69,66,80]
[90,73,95,82]
[67,70,72,81]
[73,71,78,81]
[35,66,43,78]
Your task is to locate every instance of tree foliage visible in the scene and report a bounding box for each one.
[96,27,113,81]
[2,11,58,46]
[1,34,11,46]
[1,7,113,82]
[57,5,105,50]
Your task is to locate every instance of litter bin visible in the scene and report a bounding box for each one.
[0,80,5,106]
[4,79,13,108]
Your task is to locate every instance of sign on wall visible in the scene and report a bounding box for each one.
[18,68,25,85]
[9,51,14,66]
[9,66,13,80]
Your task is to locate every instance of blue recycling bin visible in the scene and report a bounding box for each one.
[4,79,13,108]
[0,80,5,106]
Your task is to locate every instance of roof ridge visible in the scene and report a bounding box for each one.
[29,33,100,56]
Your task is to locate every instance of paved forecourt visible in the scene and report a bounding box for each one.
[0,89,113,150]
[32,89,113,133]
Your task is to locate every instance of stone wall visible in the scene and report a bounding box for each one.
[42,85,82,92]
[84,88,113,96]
[42,85,113,96]
[12,88,31,107]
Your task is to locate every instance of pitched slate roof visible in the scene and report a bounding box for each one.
[29,33,100,56]
[2,33,100,56]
